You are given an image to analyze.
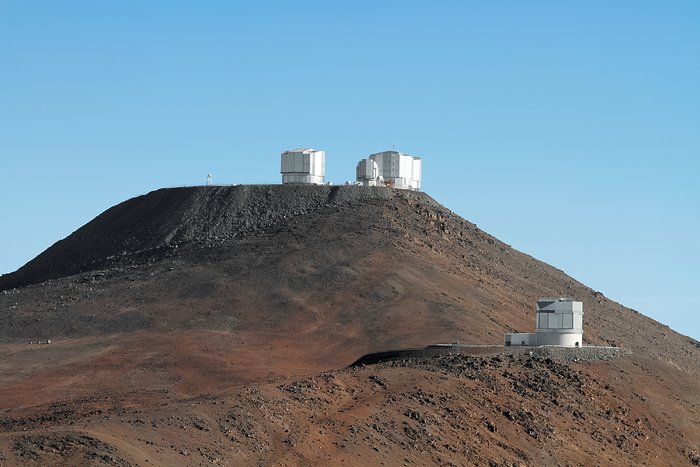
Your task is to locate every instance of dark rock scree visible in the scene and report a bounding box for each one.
[0,185,422,291]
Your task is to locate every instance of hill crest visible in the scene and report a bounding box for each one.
[0,185,432,290]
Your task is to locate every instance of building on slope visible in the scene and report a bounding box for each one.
[505,298,584,347]
[281,148,326,185]
[356,150,422,190]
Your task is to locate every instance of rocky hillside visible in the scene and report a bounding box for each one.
[0,185,399,290]
[0,185,698,465]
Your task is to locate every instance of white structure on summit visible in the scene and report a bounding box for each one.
[356,158,380,186]
[278,147,423,189]
[281,149,326,185]
[356,151,422,191]
[505,298,584,347]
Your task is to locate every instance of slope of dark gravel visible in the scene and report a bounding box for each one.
[0,185,421,290]
[12,433,128,466]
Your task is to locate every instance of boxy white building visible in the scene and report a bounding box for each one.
[356,158,380,186]
[356,151,422,190]
[281,149,325,185]
[505,298,584,347]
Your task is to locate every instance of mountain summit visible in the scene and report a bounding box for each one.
[0,185,698,465]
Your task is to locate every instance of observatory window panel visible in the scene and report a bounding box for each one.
[574,314,583,329]
[563,313,573,329]
[551,314,562,329]
[538,313,548,328]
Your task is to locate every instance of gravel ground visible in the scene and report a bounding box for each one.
[530,345,632,362]
[353,344,631,366]
[0,185,435,290]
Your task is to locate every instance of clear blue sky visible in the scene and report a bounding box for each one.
[1,1,698,340]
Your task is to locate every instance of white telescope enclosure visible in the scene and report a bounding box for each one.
[505,298,584,347]
[356,159,380,186]
[281,148,325,185]
[535,298,583,346]
[360,151,421,190]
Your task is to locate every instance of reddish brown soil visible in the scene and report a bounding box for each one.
[0,185,698,466]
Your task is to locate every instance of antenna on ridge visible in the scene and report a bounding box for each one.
[206,173,213,186]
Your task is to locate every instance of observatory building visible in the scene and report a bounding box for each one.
[505,298,584,347]
[356,158,379,186]
[356,151,422,190]
[281,148,326,185]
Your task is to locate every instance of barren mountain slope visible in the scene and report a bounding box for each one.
[0,185,698,465]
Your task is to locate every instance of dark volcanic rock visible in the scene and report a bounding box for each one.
[12,433,128,466]
[0,185,409,290]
